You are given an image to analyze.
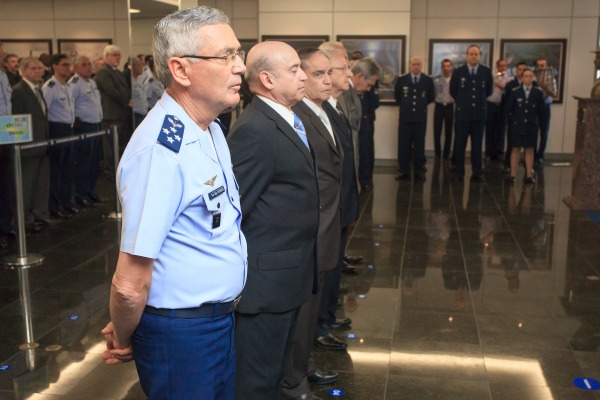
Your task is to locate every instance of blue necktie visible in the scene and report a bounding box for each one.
[293,113,309,149]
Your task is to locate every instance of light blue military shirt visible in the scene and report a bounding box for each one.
[42,76,74,124]
[117,91,247,308]
[68,73,102,123]
[0,69,11,115]
[143,76,165,111]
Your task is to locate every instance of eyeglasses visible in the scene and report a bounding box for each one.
[331,65,350,72]
[58,63,71,67]
[180,50,245,66]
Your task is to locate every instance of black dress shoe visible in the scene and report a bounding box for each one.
[326,318,352,329]
[76,198,95,207]
[314,333,347,351]
[343,255,363,265]
[524,176,536,185]
[308,369,339,385]
[50,210,72,219]
[342,264,359,274]
[505,176,516,184]
[64,207,79,215]
[89,193,109,203]
[395,174,410,181]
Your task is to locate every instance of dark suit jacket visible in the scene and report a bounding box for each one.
[505,86,546,136]
[227,97,319,314]
[94,63,131,121]
[293,100,342,272]
[449,64,493,121]
[394,73,435,123]
[323,100,359,228]
[338,85,361,172]
[11,80,48,157]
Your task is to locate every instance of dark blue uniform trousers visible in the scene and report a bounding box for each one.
[453,120,485,177]
[73,121,101,202]
[397,122,426,176]
[132,311,236,400]
[48,122,75,212]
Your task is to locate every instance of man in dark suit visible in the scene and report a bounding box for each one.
[318,44,360,350]
[94,45,131,174]
[227,41,319,400]
[449,45,493,181]
[282,47,343,400]
[11,57,52,231]
[394,56,435,181]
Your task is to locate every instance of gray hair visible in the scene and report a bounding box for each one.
[351,57,381,80]
[409,55,423,64]
[152,6,230,87]
[73,54,90,66]
[19,56,41,72]
[245,52,275,90]
[318,42,346,59]
[103,45,121,58]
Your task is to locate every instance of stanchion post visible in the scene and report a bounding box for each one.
[18,268,38,350]
[105,126,122,220]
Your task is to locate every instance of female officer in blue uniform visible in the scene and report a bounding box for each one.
[505,68,546,184]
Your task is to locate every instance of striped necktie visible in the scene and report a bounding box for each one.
[292,112,309,149]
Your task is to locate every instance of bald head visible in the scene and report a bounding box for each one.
[245,41,307,109]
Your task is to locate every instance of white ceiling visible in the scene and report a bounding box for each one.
[130,0,178,19]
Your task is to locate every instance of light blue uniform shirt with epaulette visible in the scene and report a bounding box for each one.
[42,76,75,124]
[68,73,102,123]
[143,76,165,110]
[0,69,11,115]
[117,91,247,309]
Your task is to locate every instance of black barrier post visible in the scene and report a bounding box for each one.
[104,126,122,220]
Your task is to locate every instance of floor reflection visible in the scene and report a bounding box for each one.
[1,159,599,399]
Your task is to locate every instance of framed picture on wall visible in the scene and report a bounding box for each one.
[261,35,329,50]
[0,39,52,58]
[428,39,494,77]
[58,39,113,63]
[239,39,258,56]
[337,35,407,105]
[500,39,567,103]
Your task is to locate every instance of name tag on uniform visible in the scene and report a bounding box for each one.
[208,185,225,200]
[212,211,221,229]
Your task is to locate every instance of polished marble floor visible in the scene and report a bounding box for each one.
[1,158,599,400]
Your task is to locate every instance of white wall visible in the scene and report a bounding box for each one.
[0,0,130,64]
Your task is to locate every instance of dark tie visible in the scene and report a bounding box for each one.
[471,68,475,77]
[292,112,309,149]
[413,76,417,85]
[34,85,46,115]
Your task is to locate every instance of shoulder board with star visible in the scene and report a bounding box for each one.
[149,78,154,83]
[70,76,79,84]
[48,80,55,88]
[157,114,185,153]
[511,86,520,91]
[532,86,543,93]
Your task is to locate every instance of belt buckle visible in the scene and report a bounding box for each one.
[229,295,242,312]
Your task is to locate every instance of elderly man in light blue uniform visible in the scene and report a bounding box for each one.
[101,6,247,400]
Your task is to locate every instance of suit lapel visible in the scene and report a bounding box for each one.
[252,97,314,167]
[296,101,340,157]
[22,82,46,116]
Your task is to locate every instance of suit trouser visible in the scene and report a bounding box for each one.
[73,121,101,202]
[283,270,328,398]
[485,102,505,159]
[319,225,349,335]
[433,103,454,158]
[48,122,75,212]
[536,103,551,161]
[235,308,300,400]
[358,118,375,186]
[453,119,485,177]
[132,311,235,400]
[397,121,426,175]
[21,154,50,223]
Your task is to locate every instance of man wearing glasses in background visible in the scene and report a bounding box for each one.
[101,7,247,400]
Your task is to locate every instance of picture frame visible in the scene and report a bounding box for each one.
[261,35,329,50]
[338,35,407,105]
[239,39,258,56]
[57,39,113,63]
[0,39,52,58]
[428,39,494,77]
[500,39,567,103]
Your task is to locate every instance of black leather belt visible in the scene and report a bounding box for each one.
[144,296,241,319]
